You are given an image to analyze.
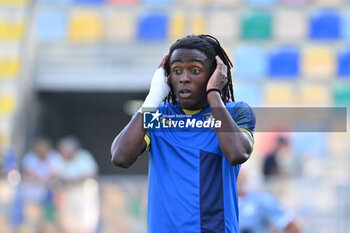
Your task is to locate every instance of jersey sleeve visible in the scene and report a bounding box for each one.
[231,102,256,141]
[260,193,295,230]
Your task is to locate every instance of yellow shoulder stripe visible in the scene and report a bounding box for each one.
[240,127,254,142]
[139,134,151,157]
[144,134,150,148]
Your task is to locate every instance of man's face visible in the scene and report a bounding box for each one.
[59,144,76,160]
[169,48,212,110]
[34,143,50,160]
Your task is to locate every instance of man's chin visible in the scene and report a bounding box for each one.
[179,99,207,110]
[179,99,195,110]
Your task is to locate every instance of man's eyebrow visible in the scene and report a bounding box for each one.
[170,59,183,64]
[170,58,205,65]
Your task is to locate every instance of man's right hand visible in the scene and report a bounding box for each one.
[139,54,170,113]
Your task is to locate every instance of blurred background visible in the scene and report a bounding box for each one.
[0,0,349,232]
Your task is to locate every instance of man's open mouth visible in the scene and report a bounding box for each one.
[179,89,192,99]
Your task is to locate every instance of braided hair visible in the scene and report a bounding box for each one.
[164,34,234,105]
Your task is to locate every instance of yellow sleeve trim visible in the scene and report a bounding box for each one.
[139,134,151,157]
[240,127,254,142]
[144,134,150,148]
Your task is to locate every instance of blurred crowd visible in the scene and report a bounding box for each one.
[0,136,99,233]
[0,132,348,233]
[0,134,302,233]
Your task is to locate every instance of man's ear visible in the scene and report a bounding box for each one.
[166,76,171,86]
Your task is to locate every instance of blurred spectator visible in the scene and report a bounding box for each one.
[2,148,18,176]
[53,136,97,183]
[262,136,289,181]
[21,137,58,231]
[0,143,19,232]
[53,136,99,233]
[22,138,57,201]
[238,168,301,233]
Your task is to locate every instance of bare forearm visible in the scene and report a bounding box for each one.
[207,91,252,165]
[111,113,147,168]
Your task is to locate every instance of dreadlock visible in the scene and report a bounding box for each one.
[165,34,234,105]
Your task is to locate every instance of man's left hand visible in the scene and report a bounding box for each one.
[206,56,228,92]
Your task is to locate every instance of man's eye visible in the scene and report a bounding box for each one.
[173,69,181,75]
[192,68,200,74]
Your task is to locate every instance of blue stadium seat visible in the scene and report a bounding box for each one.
[269,46,299,78]
[293,133,328,157]
[74,0,104,4]
[281,0,310,4]
[342,11,350,39]
[338,48,350,77]
[108,0,139,3]
[234,46,267,79]
[234,84,262,106]
[137,12,168,41]
[143,0,172,4]
[38,0,71,3]
[245,0,277,6]
[36,11,66,42]
[310,9,340,40]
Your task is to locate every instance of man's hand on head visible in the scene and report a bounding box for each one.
[206,56,228,93]
[159,54,169,68]
[139,54,171,113]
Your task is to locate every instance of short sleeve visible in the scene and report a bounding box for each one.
[260,193,295,230]
[231,102,256,140]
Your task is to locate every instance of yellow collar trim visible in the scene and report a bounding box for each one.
[182,109,202,115]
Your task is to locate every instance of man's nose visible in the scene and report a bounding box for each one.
[179,71,190,83]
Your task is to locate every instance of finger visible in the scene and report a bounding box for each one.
[215,56,227,75]
[215,56,226,70]
[159,54,169,68]
[215,55,224,65]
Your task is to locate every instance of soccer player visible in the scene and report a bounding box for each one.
[111,35,255,233]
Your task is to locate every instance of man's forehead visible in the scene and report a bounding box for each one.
[170,48,209,64]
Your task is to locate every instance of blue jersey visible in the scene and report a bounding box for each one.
[239,191,295,233]
[145,101,255,233]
